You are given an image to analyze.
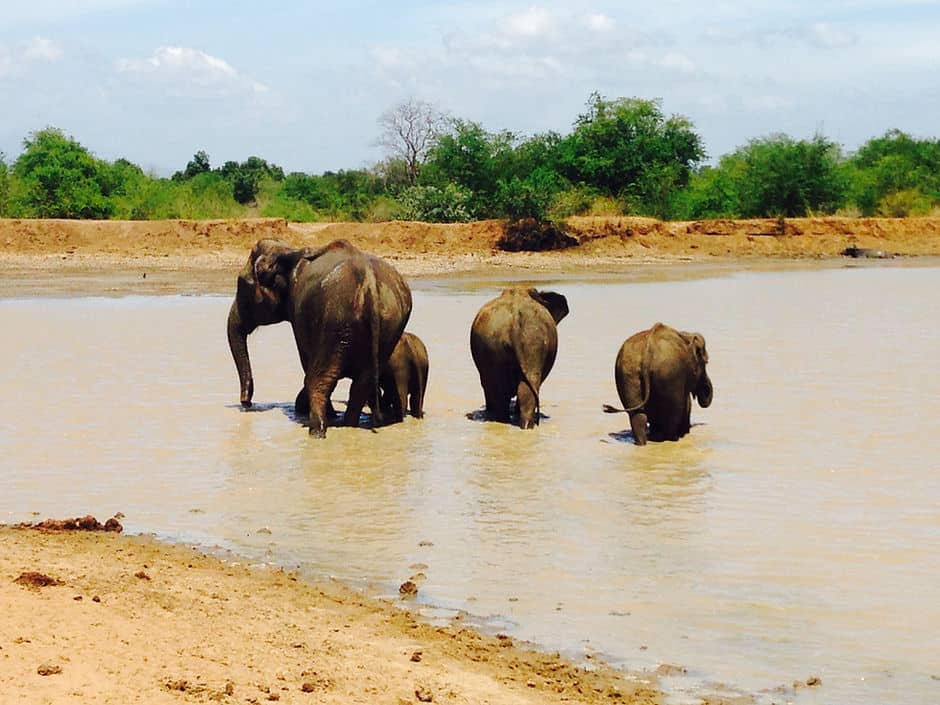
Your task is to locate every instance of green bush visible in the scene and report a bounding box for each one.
[396,184,472,223]
[876,189,934,217]
[11,128,114,218]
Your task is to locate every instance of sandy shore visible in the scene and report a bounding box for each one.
[0,524,662,705]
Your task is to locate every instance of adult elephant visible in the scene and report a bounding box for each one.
[379,331,429,421]
[226,238,412,437]
[604,323,713,445]
[470,287,569,429]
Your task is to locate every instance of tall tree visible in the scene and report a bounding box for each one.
[557,93,705,216]
[377,97,448,186]
[0,152,8,216]
[12,127,113,218]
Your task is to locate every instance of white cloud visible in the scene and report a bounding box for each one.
[805,22,856,48]
[504,6,554,38]
[116,47,267,96]
[24,37,64,62]
[0,36,65,79]
[585,13,615,32]
[744,95,794,112]
[658,52,697,73]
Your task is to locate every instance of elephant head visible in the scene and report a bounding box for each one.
[528,288,569,324]
[682,331,713,408]
[226,239,307,407]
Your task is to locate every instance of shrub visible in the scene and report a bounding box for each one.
[876,189,934,217]
[396,184,472,223]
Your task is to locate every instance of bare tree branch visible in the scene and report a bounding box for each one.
[377,97,448,186]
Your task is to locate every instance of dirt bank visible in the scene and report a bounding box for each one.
[0,526,663,705]
[1,215,938,280]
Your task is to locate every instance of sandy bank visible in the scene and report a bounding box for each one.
[1,216,939,283]
[0,525,662,705]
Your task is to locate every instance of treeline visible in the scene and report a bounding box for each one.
[1,93,939,223]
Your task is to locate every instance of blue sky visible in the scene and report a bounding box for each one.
[1,0,938,175]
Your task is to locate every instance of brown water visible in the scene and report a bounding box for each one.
[2,264,940,704]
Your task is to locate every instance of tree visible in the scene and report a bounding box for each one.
[845,130,940,215]
[377,98,448,186]
[734,134,847,217]
[172,150,211,181]
[11,127,113,218]
[557,93,705,216]
[0,152,8,216]
[421,120,518,217]
[675,134,847,218]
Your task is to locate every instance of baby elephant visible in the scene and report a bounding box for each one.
[470,287,569,429]
[379,332,429,421]
[605,323,713,445]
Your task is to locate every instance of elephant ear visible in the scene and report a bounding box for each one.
[529,289,569,324]
[684,332,708,367]
[253,242,306,294]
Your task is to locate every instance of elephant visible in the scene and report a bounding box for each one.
[379,331,429,421]
[469,287,569,429]
[226,238,412,437]
[604,322,713,445]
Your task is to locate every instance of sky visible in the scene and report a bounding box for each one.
[1,0,939,175]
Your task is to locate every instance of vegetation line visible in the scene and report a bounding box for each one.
[1,93,937,224]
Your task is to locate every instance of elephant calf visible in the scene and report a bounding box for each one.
[470,287,569,429]
[605,322,714,445]
[379,332,429,421]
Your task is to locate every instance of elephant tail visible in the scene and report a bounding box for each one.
[604,325,657,414]
[510,313,542,422]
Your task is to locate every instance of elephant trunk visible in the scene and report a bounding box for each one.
[696,371,714,408]
[227,300,255,407]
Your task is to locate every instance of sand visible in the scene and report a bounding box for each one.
[1,215,939,284]
[0,524,661,705]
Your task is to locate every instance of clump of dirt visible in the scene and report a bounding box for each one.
[14,572,64,589]
[18,515,123,533]
[496,219,580,252]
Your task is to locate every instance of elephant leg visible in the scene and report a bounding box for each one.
[344,371,377,428]
[516,378,539,430]
[678,396,692,437]
[409,378,424,419]
[304,356,344,437]
[394,375,410,420]
[481,371,512,422]
[629,411,649,446]
[295,387,309,417]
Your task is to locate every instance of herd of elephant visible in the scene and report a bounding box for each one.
[226,239,714,444]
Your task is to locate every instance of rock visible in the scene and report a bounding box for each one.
[414,685,433,702]
[399,581,418,598]
[14,572,63,589]
[37,664,62,676]
[497,218,579,252]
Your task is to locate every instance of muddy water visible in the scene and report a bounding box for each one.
[2,264,940,704]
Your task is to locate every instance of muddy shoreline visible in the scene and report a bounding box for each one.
[0,525,664,705]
